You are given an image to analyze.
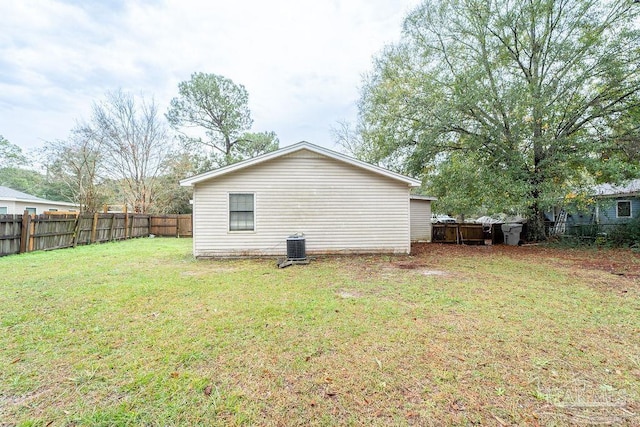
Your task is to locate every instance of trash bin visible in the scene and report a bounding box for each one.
[501,223,523,246]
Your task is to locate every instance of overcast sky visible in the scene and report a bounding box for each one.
[1,0,420,154]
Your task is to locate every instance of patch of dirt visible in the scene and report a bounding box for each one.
[392,261,428,270]
[336,290,361,299]
[411,242,640,293]
[421,270,447,276]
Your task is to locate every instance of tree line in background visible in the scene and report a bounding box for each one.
[338,0,640,240]
[3,0,639,241]
[0,73,279,214]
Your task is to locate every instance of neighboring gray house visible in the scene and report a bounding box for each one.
[566,179,640,228]
[180,141,432,258]
[0,186,78,215]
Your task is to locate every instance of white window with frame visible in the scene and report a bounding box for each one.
[616,200,631,218]
[229,193,255,232]
[0,207,7,214]
[25,207,36,214]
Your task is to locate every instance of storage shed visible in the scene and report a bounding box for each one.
[410,195,436,242]
[180,142,431,258]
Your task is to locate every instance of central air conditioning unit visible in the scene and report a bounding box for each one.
[286,235,306,260]
[278,233,309,268]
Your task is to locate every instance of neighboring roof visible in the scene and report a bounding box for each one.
[592,179,640,198]
[0,185,77,206]
[410,195,437,201]
[180,141,422,187]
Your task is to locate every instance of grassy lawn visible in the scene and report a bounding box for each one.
[1,238,639,426]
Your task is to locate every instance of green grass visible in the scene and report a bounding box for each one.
[1,239,639,425]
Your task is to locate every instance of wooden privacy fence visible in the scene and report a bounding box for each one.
[0,215,22,256]
[0,212,192,257]
[149,214,192,237]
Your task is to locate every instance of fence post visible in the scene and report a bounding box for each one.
[19,211,30,253]
[91,212,99,243]
[124,206,129,240]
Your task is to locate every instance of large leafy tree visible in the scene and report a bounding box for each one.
[0,135,26,168]
[231,131,279,162]
[167,73,252,163]
[166,73,279,168]
[0,136,69,201]
[357,0,640,239]
[150,152,196,214]
[603,100,640,173]
[0,167,44,195]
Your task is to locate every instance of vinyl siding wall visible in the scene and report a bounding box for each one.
[566,196,639,228]
[0,200,78,215]
[192,149,412,257]
[597,197,639,224]
[0,201,16,214]
[410,199,432,242]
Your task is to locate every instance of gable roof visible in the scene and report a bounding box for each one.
[0,185,77,206]
[180,141,422,187]
[593,179,640,198]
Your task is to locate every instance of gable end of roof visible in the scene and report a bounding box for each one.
[180,141,421,187]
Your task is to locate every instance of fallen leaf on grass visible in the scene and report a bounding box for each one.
[450,400,465,411]
[204,385,212,396]
[170,372,179,378]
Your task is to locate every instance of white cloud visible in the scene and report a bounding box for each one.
[0,0,420,151]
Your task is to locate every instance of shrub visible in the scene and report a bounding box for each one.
[607,217,640,247]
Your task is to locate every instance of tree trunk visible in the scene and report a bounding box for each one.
[528,202,547,242]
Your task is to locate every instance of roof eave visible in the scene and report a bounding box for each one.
[595,192,640,199]
[0,197,77,205]
[410,195,438,201]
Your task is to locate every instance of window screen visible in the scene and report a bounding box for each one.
[0,207,7,214]
[617,200,631,218]
[229,193,254,231]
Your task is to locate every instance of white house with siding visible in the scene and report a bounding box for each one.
[180,141,433,258]
[0,186,78,215]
